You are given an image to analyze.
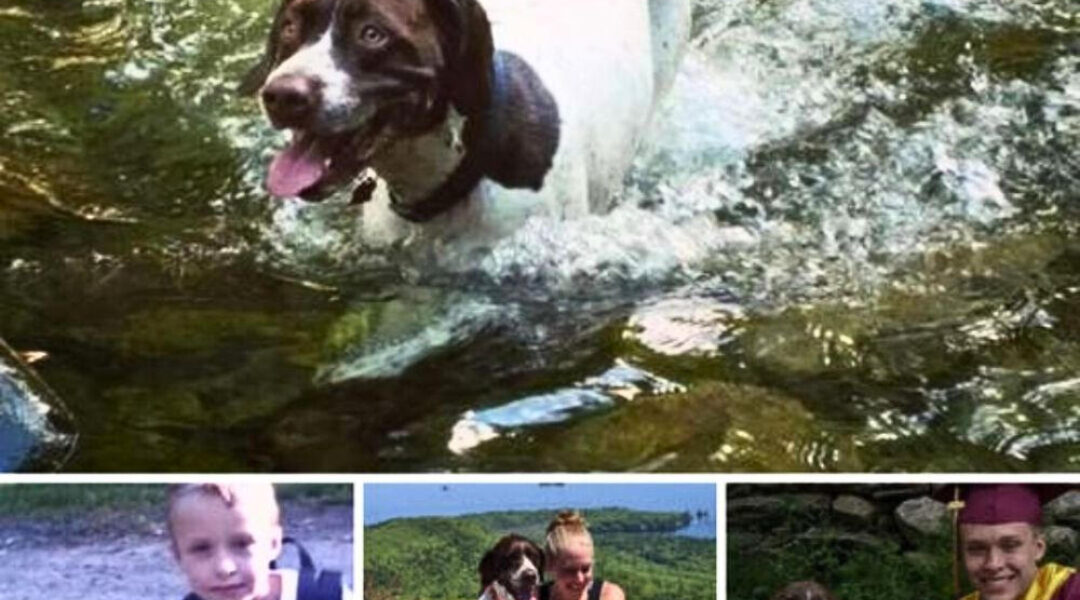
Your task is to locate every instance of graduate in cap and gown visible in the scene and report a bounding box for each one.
[951,484,1080,600]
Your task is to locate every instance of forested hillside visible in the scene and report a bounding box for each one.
[365,508,715,600]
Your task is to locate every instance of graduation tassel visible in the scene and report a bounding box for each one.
[946,485,966,600]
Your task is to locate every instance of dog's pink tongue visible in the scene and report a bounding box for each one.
[267,134,326,197]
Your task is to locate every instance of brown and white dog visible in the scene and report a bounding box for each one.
[477,534,544,600]
[241,0,691,265]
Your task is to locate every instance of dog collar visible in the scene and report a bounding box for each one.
[390,51,510,223]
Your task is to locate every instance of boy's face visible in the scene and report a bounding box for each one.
[171,492,283,600]
[961,522,1046,600]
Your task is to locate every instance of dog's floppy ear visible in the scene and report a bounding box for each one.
[237,0,291,96]
[426,0,494,116]
[478,548,497,593]
[238,55,273,97]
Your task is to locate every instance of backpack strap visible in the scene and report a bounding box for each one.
[273,536,344,600]
[588,579,605,600]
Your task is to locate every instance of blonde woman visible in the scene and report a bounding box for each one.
[540,511,625,600]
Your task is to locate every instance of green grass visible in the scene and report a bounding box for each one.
[727,499,953,600]
[729,535,953,600]
[0,483,350,518]
[276,483,353,504]
[0,484,164,517]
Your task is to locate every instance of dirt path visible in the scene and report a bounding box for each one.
[0,501,354,600]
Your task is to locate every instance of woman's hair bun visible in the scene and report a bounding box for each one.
[547,509,588,534]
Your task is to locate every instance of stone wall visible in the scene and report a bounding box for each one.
[728,484,1080,563]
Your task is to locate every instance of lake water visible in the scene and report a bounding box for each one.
[1,0,1078,472]
[365,482,717,538]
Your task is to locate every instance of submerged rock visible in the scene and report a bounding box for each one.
[0,338,77,471]
[459,381,865,472]
[448,360,686,455]
[316,287,506,384]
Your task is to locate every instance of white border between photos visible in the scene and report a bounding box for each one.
[3,472,1079,600]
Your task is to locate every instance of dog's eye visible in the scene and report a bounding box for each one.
[280,15,301,43]
[356,24,389,47]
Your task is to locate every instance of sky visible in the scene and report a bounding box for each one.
[364,482,716,537]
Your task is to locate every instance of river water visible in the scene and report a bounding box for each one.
[0,0,1077,472]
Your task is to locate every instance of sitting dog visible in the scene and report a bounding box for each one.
[477,534,544,600]
[241,0,691,263]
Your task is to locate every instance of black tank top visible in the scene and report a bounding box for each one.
[538,579,605,600]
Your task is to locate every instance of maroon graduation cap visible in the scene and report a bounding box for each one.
[934,484,1077,598]
[934,484,1075,523]
[958,484,1044,525]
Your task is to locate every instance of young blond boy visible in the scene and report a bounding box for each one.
[167,483,350,600]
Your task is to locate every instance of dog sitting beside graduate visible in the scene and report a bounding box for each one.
[729,484,1080,600]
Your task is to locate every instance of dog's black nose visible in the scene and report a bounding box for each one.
[522,571,538,585]
[261,74,318,128]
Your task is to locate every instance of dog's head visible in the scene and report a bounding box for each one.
[771,581,837,600]
[479,534,544,600]
[240,0,494,200]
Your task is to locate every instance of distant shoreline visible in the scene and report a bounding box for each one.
[364,482,716,526]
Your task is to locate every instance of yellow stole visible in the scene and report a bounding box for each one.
[961,563,1078,600]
